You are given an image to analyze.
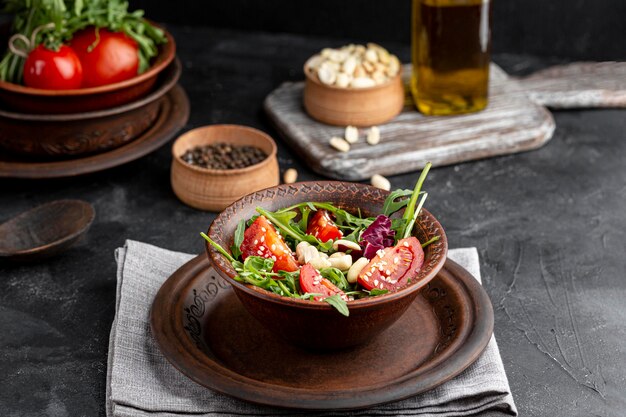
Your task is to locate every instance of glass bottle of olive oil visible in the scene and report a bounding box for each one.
[411,0,492,116]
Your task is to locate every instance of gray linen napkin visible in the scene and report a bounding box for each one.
[107,240,517,417]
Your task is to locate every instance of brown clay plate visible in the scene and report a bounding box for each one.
[0,84,189,179]
[150,254,494,410]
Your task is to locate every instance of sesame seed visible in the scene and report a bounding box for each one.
[272,256,277,261]
[260,236,265,242]
[403,241,409,247]
[271,244,276,251]
[262,227,267,232]
[386,270,391,275]
[374,279,379,286]
[379,283,384,289]
[393,257,399,264]
[257,250,263,255]
[254,239,258,245]
[364,276,369,282]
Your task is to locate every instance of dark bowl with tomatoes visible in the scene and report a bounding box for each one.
[0,27,175,114]
[207,181,448,350]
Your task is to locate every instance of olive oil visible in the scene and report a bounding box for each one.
[411,0,492,115]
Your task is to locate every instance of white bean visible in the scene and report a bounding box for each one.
[347,257,370,283]
[303,245,319,264]
[332,239,361,252]
[283,168,298,184]
[329,254,353,271]
[371,174,391,191]
[296,241,311,263]
[310,257,332,270]
[329,137,350,152]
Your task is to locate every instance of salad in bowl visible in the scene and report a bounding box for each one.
[204,163,447,349]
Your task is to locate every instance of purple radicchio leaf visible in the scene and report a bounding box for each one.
[360,215,396,259]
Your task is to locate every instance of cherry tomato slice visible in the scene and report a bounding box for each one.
[299,263,348,301]
[70,28,139,87]
[306,209,343,242]
[357,237,424,292]
[23,45,83,90]
[240,216,299,272]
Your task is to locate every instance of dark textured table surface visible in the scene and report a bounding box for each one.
[1,25,625,417]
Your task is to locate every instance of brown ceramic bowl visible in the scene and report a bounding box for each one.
[171,125,280,212]
[303,58,404,127]
[0,27,175,114]
[206,182,448,350]
[0,58,181,159]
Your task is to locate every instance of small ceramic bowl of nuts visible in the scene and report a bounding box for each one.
[303,43,404,127]
[171,125,279,211]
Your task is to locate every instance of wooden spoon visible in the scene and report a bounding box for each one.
[0,199,95,262]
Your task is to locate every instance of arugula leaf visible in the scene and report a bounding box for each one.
[201,232,235,263]
[403,192,428,239]
[323,294,349,317]
[319,268,349,290]
[230,219,246,259]
[368,288,389,296]
[421,235,440,248]
[403,163,431,219]
[246,215,259,227]
[297,205,312,234]
[300,292,323,300]
[400,162,432,238]
[382,189,414,216]
[256,207,333,252]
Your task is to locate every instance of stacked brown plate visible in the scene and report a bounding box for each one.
[0,29,189,177]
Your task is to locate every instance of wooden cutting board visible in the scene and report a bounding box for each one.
[265,64,555,181]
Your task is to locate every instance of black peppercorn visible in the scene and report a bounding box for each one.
[181,143,268,170]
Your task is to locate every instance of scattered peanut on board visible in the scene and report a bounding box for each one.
[371,174,391,191]
[283,168,298,184]
[329,136,350,152]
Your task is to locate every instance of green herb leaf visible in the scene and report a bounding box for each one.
[230,219,246,259]
[323,294,349,317]
[256,207,333,252]
[382,189,414,216]
[400,162,432,238]
[200,232,235,263]
[421,235,440,248]
[368,288,389,296]
[319,267,349,290]
[403,192,429,239]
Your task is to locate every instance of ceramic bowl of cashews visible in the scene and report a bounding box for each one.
[303,43,404,126]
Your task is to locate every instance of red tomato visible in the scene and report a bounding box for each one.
[23,45,83,90]
[306,209,343,242]
[240,216,299,272]
[70,28,139,87]
[299,263,348,301]
[357,237,424,292]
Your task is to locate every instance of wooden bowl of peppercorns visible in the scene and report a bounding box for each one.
[171,125,279,211]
